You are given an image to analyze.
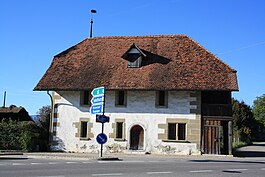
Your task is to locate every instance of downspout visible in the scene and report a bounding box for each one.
[47,91,54,150]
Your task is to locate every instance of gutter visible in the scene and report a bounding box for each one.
[47,91,54,150]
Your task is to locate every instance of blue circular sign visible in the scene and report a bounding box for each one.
[96,133,108,144]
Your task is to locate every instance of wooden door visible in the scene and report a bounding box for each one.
[203,120,222,154]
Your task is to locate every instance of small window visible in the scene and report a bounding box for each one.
[80,121,88,138]
[116,122,123,139]
[156,91,168,107]
[115,91,127,107]
[128,54,142,68]
[168,123,176,140]
[80,90,91,106]
[178,123,186,140]
[167,123,186,141]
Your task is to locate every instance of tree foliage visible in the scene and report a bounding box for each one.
[232,99,258,142]
[36,105,51,151]
[253,94,265,127]
[0,119,40,151]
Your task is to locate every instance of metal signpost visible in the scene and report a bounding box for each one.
[90,87,109,158]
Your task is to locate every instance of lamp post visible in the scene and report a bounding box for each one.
[90,9,97,38]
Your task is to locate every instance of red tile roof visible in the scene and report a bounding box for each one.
[34,35,238,91]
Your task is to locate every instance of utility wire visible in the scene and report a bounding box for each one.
[217,41,265,55]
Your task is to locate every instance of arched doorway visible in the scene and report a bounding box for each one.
[130,125,144,150]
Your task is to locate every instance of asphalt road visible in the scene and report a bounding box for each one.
[1,155,265,177]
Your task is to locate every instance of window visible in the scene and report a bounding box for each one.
[80,121,88,138]
[115,90,127,107]
[168,123,176,140]
[80,90,91,106]
[178,124,186,140]
[156,91,168,107]
[128,54,142,68]
[122,43,146,68]
[116,122,123,139]
[167,123,186,141]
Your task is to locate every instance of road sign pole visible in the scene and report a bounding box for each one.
[100,122,104,158]
[100,89,106,158]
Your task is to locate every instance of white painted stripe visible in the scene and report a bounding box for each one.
[97,160,144,163]
[66,162,77,164]
[261,168,265,170]
[82,161,91,164]
[91,173,122,176]
[147,171,173,175]
[190,170,213,173]
[31,163,43,165]
[48,162,60,165]
[12,163,26,166]
[224,169,248,171]
[0,164,6,166]
[36,176,65,177]
[147,161,161,163]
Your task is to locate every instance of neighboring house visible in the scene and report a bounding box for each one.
[34,35,238,155]
[0,105,32,121]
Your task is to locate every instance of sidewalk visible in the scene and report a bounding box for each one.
[234,142,265,157]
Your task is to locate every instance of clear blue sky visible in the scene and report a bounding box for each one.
[1,0,265,115]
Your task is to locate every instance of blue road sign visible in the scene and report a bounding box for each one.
[91,87,105,97]
[96,133,108,144]
[96,115,110,123]
[91,95,104,105]
[90,104,103,114]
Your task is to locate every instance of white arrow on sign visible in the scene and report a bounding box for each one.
[91,87,105,97]
[91,95,104,105]
[90,104,103,114]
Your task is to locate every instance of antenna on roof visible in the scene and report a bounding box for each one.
[90,9,97,38]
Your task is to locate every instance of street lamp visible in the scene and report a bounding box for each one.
[90,9,97,38]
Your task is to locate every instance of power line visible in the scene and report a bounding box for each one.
[217,41,265,55]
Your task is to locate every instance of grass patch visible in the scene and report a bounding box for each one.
[233,141,252,149]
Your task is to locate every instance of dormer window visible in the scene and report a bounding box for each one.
[122,43,146,68]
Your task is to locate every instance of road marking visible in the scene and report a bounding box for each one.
[190,170,213,173]
[82,161,91,164]
[91,173,122,176]
[48,162,60,165]
[12,163,26,166]
[261,168,265,170]
[223,169,248,171]
[66,162,78,164]
[36,176,65,177]
[31,163,43,165]
[0,163,6,166]
[97,160,144,163]
[147,171,173,175]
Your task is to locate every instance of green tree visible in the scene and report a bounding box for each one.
[232,99,258,142]
[36,105,51,151]
[253,94,265,127]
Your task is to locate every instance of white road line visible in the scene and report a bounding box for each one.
[82,161,91,163]
[97,160,144,163]
[66,162,78,164]
[0,163,6,166]
[91,173,122,176]
[261,168,265,170]
[36,176,65,177]
[12,163,26,166]
[223,169,248,171]
[190,170,213,173]
[31,163,43,165]
[48,162,60,165]
[147,171,173,175]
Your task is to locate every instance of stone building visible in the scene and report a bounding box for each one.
[34,35,238,155]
